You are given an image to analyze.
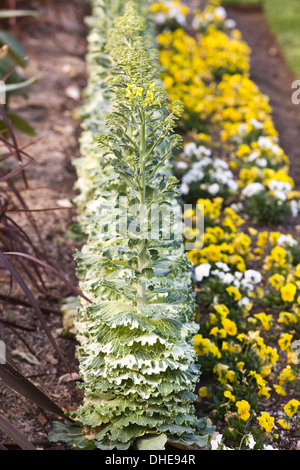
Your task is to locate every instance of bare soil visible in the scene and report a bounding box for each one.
[0,0,89,449]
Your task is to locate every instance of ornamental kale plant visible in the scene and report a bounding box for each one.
[49,1,213,451]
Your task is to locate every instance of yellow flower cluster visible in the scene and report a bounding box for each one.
[125,80,161,108]
[186,198,250,273]
[156,0,300,224]
[190,206,300,444]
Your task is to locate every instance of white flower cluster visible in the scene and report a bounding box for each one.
[241,177,295,205]
[276,234,298,247]
[195,262,261,307]
[153,1,187,26]
[178,143,238,196]
[195,263,262,286]
[211,432,259,450]
[241,182,265,198]
[192,6,236,31]
[257,135,281,154]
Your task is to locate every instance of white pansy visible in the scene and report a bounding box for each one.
[155,12,167,24]
[195,263,211,282]
[164,4,187,26]
[175,13,186,25]
[191,16,201,29]
[208,183,220,195]
[238,123,248,134]
[234,272,243,280]
[216,262,230,272]
[204,12,214,21]
[183,142,211,160]
[245,433,256,449]
[273,190,286,201]
[238,296,250,307]
[197,156,213,167]
[225,18,236,29]
[233,279,241,289]
[194,146,212,159]
[268,179,292,194]
[214,158,229,170]
[223,273,235,284]
[256,158,268,168]
[230,202,243,212]
[168,6,180,18]
[181,168,204,184]
[183,142,197,157]
[249,118,264,129]
[258,136,280,154]
[290,200,299,217]
[210,433,223,450]
[244,269,262,284]
[227,179,239,191]
[180,183,189,195]
[277,234,297,247]
[242,182,265,197]
[246,151,260,162]
[176,160,189,170]
[211,269,225,280]
[214,6,227,19]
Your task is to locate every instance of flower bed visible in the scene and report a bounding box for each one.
[151,0,300,450]
[49,0,214,451]
[47,0,300,451]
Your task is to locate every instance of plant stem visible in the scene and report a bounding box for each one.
[137,112,147,307]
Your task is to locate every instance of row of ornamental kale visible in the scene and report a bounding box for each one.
[49,0,214,451]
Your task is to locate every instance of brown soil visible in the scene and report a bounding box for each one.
[0,0,89,449]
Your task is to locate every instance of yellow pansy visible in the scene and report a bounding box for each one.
[236,400,250,421]
[224,390,235,402]
[226,286,242,301]
[277,419,290,430]
[273,384,286,397]
[221,317,237,336]
[268,273,285,291]
[198,386,212,398]
[278,333,293,351]
[280,283,297,303]
[257,412,274,433]
[270,246,287,267]
[210,327,227,338]
[284,400,300,417]
[278,311,298,325]
[214,304,229,317]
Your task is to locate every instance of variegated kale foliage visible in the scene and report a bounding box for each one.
[49,0,214,450]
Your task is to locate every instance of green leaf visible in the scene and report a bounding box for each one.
[136,433,167,450]
[0,31,28,67]
[7,112,36,136]
[151,317,187,341]
[48,420,95,450]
